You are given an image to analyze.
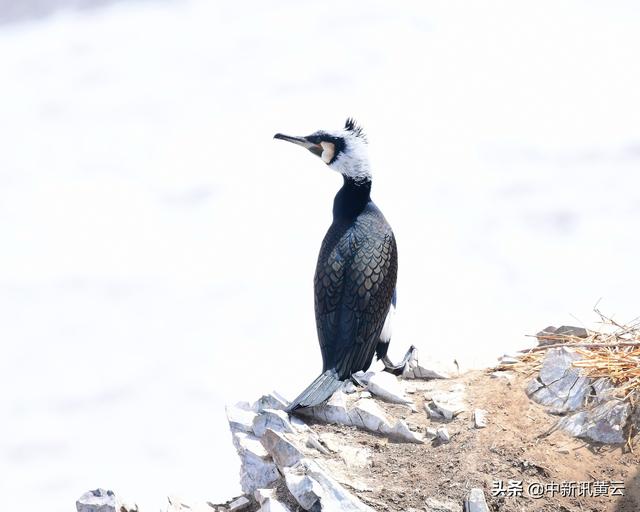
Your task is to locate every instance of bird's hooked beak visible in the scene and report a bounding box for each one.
[274,133,323,157]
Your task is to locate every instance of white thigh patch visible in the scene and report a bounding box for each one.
[379,304,395,343]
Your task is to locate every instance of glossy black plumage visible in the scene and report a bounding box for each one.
[314,178,397,380]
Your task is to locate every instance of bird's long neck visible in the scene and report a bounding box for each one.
[332,176,372,221]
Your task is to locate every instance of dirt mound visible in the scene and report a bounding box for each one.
[307,371,639,512]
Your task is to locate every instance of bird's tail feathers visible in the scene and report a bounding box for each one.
[286,369,342,412]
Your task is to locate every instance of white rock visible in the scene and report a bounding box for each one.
[76,489,116,512]
[424,402,444,419]
[306,434,331,455]
[359,391,372,399]
[233,431,269,458]
[302,391,421,442]
[350,398,392,432]
[366,372,413,405]
[255,488,275,503]
[385,419,423,443]
[490,371,514,382]
[289,415,310,433]
[227,404,258,433]
[228,496,251,511]
[232,432,280,493]
[253,392,290,412]
[284,471,324,510]
[258,496,292,512]
[429,387,466,420]
[425,427,438,439]
[253,408,295,437]
[432,399,465,420]
[436,426,450,443]
[309,389,350,424]
[474,409,488,428]
[464,488,489,512]
[260,428,304,468]
[284,459,375,511]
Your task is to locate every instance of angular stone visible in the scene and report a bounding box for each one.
[261,428,304,468]
[474,409,488,428]
[232,432,280,493]
[227,404,258,433]
[526,348,590,414]
[431,398,465,420]
[425,427,438,439]
[350,398,392,432]
[76,489,116,512]
[424,401,444,419]
[228,496,251,511]
[284,459,375,511]
[557,399,630,444]
[253,409,296,437]
[436,426,450,443]
[284,471,323,510]
[385,419,423,444]
[429,386,466,420]
[256,489,292,512]
[253,392,290,412]
[464,488,489,512]
[366,372,412,405]
[300,390,350,426]
[489,371,514,382]
[289,415,311,433]
[300,390,421,442]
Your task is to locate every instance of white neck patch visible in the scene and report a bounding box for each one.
[328,133,371,183]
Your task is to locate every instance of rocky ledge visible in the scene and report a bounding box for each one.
[76,339,640,512]
[224,348,487,512]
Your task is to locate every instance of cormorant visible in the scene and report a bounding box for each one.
[274,118,413,411]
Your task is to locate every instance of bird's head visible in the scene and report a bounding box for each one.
[274,118,371,183]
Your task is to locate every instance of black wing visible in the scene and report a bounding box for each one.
[313,208,397,379]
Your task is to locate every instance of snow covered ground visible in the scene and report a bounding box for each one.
[0,1,639,510]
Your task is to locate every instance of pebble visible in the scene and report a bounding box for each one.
[436,426,450,443]
[473,409,488,428]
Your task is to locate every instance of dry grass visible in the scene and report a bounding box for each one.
[532,308,640,398]
[494,308,640,449]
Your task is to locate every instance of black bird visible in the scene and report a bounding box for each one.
[274,118,413,411]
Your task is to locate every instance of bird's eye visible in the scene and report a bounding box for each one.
[320,141,335,164]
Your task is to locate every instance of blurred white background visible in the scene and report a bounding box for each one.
[0,0,639,510]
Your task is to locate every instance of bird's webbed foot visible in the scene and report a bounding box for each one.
[381,344,417,376]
